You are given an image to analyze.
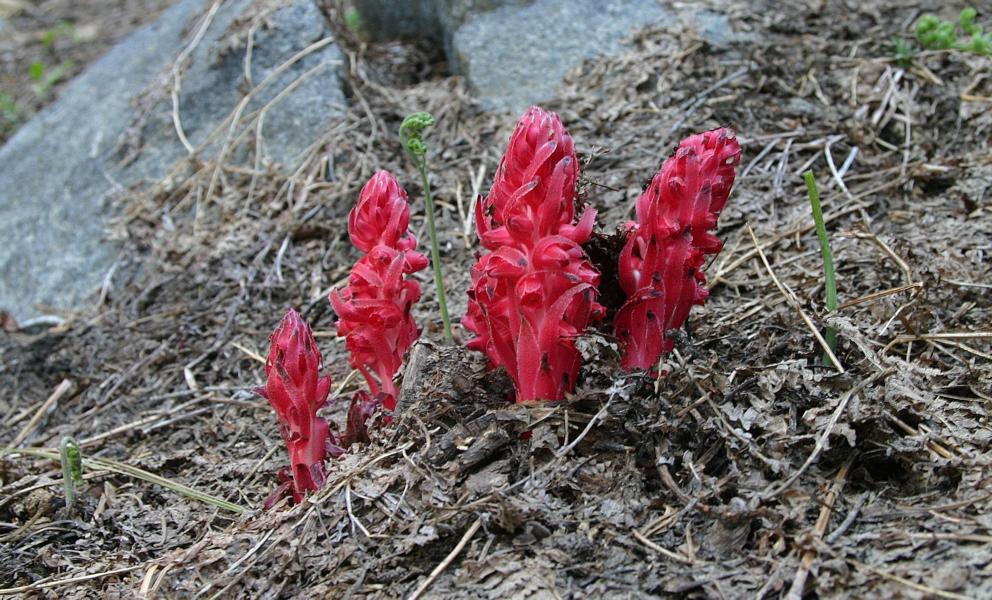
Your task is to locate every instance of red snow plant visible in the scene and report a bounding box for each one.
[330,171,428,418]
[463,106,604,403]
[257,309,341,507]
[615,128,741,371]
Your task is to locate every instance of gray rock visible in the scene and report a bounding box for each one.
[685,8,735,47]
[0,0,346,322]
[0,0,207,323]
[356,0,734,113]
[353,0,529,51]
[353,0,531,39]
[451,0,669,113]
[434,0,532,59]
[127,0,346,181]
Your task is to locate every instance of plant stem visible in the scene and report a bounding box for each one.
[3,446,246,514]
[418,158,454,344]
[400,112,453,344]
[58,436,82,511]
[804,170,838,364]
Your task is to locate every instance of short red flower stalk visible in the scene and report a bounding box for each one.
[615,128,741,371]
[330,171,428,419]
[463,106,604,403]
[256,309,342,507]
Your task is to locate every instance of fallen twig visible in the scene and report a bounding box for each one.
[786,456,854,599]
[747,223,845,373]
[408,517,483,600]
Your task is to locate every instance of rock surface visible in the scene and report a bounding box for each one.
[355,0,734,113]
[125,0,345,180]
[451,0,669,113]
[0,0,345,321]
[353,0,529,42]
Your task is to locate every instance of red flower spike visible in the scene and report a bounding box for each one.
[340,391,384,447]
[616,128,741,371]
[463,106,604,403]
[256,309,340,505]
[331,171,427,420]
[348,170,419,253]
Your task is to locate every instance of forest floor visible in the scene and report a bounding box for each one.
[1,0,991,597]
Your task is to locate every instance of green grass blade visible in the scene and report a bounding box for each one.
[804,170,838,363]
[2,447,247,514]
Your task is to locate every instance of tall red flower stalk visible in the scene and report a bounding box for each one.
[615,128,741,371]
[256,309,342,506]
[463,106,604,403]
[330,171,428,418]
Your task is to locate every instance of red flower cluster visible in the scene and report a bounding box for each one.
[256,309,342,507]
[616,128,741,371]
[330,171,428,417]
[463,106,604,402]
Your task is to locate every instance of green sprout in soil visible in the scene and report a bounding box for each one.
[891,36,915,68]
[804,170,838,365]
[916,7,991,56]
[40,21,77,49]
[29,60,73,98]
[400,112,454,344]
[890,7,991,66]
[59,436,83,511]
[0,93,23,136]
[344,9,364,36]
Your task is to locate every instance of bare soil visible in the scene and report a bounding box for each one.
[2,0,991,598]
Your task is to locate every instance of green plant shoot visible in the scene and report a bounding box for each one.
[40,22,77,48]
[804,171,837,364]
[59,436,83,510]
[891,37,915,68]
[400,112,453,344]
[916,8,992,56]
[0,94,22,133]
[29,60,73,98]
[344,9,364,36]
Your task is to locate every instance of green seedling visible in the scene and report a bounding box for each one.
[400,112,454,344]
[960,7,981,36]
[916,7,992,56]
[804,170,838,365]
[59,436,83,510]
[344,9,364,36]
[891,37,915,68]
[28,60,73,98]
[40,21,76,48]
[0,93,22,134]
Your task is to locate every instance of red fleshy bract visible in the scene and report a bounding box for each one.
[256,309,342,505]
[347,168,420,254]
[340,391,385,447]
[615,128,741,371]
[463,106,604,403]
[330,170,427,416]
